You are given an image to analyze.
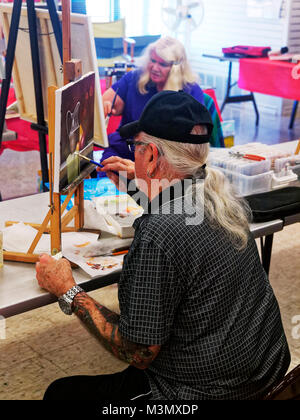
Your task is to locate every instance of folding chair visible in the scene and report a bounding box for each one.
[92,19,135,72]
[263,364,300,400]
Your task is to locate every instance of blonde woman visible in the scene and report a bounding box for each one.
[37,92,289,401]
[101,36,224,163]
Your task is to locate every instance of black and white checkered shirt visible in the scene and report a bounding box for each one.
[118,182,290,400]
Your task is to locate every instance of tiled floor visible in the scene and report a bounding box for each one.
[0,285,127,400]
[0,223,299,400]
[0,104,300,399]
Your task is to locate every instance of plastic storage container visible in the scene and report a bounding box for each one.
[274,155,300,173]
[292,164,300,178]
[211,166,274,196]
[0,231,3,269]
[208,150,271,176]
[230,143,291,168]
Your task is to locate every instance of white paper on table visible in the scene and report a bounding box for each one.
[61,231,99,249]
[3,223,98,255]
[63,248,124,278]
[62,234,132,277]
[3,223,50,254]
[3,222,127,278]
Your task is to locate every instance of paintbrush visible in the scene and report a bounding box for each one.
[83,246,129,258]
[75,152,104,168]
[105,88,119,128]
[75,152,127,182]
[75,152,133,197]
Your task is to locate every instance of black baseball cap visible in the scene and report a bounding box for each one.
[119,90,213,144]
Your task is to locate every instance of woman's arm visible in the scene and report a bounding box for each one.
[102,87,125,117]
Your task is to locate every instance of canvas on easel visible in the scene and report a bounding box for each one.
[0,3,108,147]
[54,71,97,194]
[2,1,101,263]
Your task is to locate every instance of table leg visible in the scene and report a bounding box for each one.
[220,61,260,126]
[289,101,298,130]
[250,92,259,126]
[221,61,233,113]
[261,234,274,277]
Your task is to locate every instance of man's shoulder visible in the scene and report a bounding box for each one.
[137,211,209,245]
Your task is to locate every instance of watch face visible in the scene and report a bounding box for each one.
[58,297,73,315]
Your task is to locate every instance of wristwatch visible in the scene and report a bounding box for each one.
[58,285,84,315]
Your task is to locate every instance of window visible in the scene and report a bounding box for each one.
[86,0,163,36]
[86,0,112,22]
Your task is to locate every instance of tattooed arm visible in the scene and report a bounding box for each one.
[72,292,161,369]
[35,254,160,369]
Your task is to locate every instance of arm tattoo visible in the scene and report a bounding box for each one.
[73,292,160,369]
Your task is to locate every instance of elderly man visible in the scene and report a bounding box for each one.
[36,91,290,400]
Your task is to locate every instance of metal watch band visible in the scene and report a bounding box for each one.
[62,285,84,304]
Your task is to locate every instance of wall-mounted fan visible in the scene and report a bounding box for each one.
[162,0,205,53]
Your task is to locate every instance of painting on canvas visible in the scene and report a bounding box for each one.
[54,72,96,193]
[0,4,108,146]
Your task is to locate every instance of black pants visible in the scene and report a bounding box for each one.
[43,366,152,400]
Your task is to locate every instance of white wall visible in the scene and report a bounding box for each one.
[183,0,294,116]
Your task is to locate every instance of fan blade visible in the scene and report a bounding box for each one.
[162,7,177,16]
[189,17,198,30]
[188,1,201,9]
[172,18,182,32]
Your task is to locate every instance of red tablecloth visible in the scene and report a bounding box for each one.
[0,87,41,156]
[238,58,300,101]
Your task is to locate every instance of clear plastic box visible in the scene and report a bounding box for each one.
[274,155,300,173]
[208,152,271,176]
[291,164,300,178]
[229,143,291,167]
[211,166,274,196]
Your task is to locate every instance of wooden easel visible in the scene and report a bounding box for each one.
[4,0,87,264]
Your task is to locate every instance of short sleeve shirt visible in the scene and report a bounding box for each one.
[118,187,290,400]
[102,71,222,161]
[111,70,205,127]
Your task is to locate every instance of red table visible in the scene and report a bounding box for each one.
[238,58,300,128]
[203,54,260,126]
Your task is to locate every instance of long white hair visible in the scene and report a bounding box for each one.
[137,129,252,250]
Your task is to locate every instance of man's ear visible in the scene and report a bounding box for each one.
[148,143,159,163]
[146,143,160,177]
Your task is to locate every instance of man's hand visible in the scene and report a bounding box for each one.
[36,254,76,297]
[98,156,135,192]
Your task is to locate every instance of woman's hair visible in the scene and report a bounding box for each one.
[138,36,199,94]
[138,128,252,250]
